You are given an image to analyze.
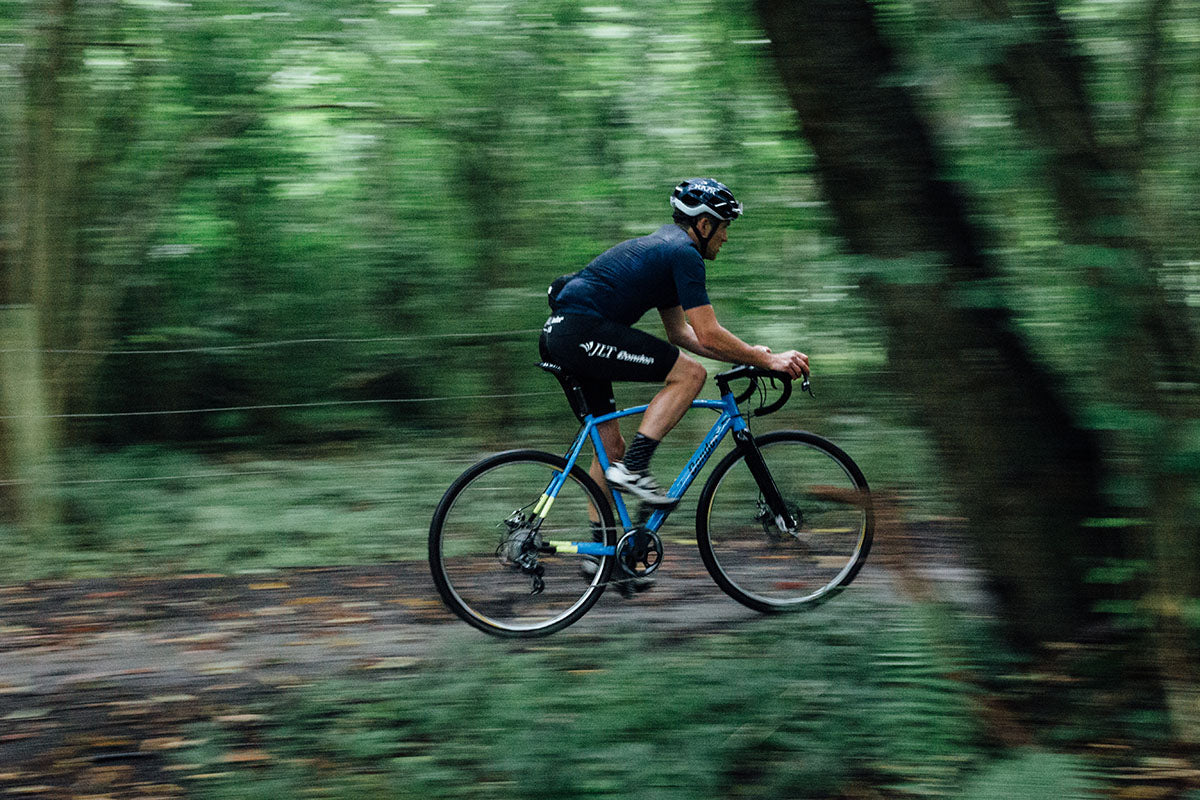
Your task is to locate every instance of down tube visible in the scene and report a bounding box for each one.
[643,412,736,533]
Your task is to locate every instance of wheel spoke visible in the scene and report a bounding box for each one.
[698,432,872,611]
[430,452,614,636]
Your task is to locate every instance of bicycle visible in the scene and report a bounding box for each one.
[429,363,873,637]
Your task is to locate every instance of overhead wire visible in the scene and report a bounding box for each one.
[0,325,572,488]
[0,391,561,421]
[0,325,561,419]
[0,449,566,488]
[0,327,543,356]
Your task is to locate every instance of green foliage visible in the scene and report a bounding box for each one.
[957,749,1099,800]
[0,0,1196,742]
[1085,557,1149,584]
[0,0,882,444]
[0,442,479,578]
[0,0,1195,773]
[178,599,1010,799]
[0,406,934,581]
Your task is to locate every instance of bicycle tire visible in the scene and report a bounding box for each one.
[696,430,872,613]
[429,449,617,637]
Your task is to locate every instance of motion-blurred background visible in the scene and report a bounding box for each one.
[1,0,1197,796]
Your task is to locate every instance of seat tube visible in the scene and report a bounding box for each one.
[588,424,635,530]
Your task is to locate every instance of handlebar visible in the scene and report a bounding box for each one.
[714,365,812,417]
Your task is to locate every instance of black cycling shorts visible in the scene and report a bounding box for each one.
[539,314,680,418]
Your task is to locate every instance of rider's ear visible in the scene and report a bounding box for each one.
[695,217,713,236]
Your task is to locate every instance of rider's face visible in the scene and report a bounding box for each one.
[701,219,730,260]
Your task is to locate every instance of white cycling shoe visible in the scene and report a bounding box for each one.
[604,462,677,507]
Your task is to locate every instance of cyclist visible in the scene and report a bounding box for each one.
[541,178,809,509]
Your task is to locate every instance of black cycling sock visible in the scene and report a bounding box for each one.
[623,433,660,475]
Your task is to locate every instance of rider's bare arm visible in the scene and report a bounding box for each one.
[659,306,722,360]
[660,305,809,378]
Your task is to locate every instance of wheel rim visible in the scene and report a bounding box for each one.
[705,438,869,607]
[436,458,609,632]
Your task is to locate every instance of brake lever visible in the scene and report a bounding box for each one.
[801,375,815,398]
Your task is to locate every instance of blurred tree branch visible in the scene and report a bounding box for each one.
[1134,0,1172,158]
[968,0,1196,376]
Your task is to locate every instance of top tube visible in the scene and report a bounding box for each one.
[587,397,734,427]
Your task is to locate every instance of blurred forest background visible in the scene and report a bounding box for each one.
[2,0,1199,795]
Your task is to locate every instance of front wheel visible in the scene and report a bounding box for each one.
[696,431,872,613]
[429,450,617,637]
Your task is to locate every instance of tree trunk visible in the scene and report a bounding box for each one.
[755,0,1109,643]
[0,306,56,537]
[451,113,521,443]
[1,0,77,529]
[969,0,1200,743]
[17,0,77,371]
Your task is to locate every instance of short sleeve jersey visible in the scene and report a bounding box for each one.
[552,224,709,326]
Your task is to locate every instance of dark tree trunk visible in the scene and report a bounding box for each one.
[974,0,1200,742]
[755,0,1110,643]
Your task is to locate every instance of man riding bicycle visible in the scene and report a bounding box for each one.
[540,178,809,509]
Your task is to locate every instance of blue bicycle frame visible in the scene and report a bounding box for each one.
[532,388,749,558]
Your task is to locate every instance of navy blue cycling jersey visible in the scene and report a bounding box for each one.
[553,224,709,326]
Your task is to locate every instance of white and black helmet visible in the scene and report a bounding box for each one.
[670,178,743,222]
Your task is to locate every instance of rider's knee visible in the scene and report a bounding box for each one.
[677,354,707,393]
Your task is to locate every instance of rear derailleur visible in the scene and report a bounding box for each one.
[497,511,547,594]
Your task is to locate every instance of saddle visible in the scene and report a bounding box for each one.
[538,361,592,422]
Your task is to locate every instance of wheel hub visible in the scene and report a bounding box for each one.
[755,499,803,538]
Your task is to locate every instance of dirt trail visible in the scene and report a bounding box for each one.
[1,549,801,685]
[0,554,772,797]
[0,529,983,798]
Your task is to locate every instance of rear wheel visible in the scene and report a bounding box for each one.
[696,431,872,612]
[429,450,616,637]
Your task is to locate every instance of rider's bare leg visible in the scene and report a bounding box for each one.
[637,354,707,442]
[590,419,625,490]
